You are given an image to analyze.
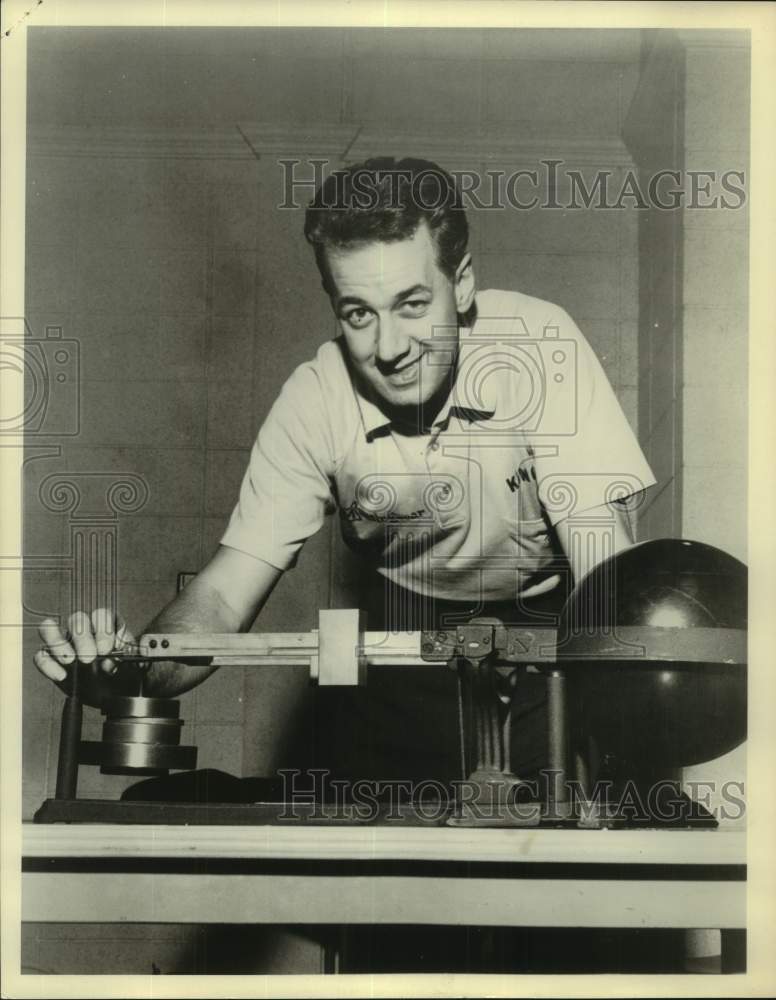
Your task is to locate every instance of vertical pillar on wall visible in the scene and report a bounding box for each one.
[674,29,749,564]
[622,31,686,541]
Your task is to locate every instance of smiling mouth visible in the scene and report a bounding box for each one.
[387,355,422,384]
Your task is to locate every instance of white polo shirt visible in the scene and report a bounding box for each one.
[221,289,657,602]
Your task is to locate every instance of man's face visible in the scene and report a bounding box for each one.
[324,222,473,417]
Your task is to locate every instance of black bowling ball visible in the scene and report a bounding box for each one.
[560,538,747,768]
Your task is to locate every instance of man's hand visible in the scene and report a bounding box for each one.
[31,546,284,703]
[34,609,139,707]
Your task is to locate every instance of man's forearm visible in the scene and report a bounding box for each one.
[133,575,246,698]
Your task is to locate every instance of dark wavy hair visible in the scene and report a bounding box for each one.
[304,156,469,293]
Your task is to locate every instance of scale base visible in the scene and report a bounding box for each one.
[34,793,717,829]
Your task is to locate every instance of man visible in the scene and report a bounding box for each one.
[32,155,660,972]
[35,155,654,791]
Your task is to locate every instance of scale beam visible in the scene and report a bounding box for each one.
[103,622,745,684]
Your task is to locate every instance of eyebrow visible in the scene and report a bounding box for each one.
[336,284,433,311]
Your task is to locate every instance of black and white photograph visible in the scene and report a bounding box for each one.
[2,1,774,995]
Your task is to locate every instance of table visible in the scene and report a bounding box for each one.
[22,823,746,930]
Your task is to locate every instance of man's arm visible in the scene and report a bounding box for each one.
[554,501,635,585]
[135,546,283,697]
[35,545,283,704]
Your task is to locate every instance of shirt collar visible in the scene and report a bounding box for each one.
[353,354,496,442]
[356,392,395,440]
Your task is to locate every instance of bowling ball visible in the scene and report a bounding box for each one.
[560,539,747,768]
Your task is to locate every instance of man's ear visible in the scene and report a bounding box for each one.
[454,253,476,313]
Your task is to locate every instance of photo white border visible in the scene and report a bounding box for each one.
[2,2,774,997]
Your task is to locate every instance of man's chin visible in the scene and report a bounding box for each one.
[380,385,433,413]
[365,372,450,418]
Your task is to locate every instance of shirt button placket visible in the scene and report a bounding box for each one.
[425,432,444,527]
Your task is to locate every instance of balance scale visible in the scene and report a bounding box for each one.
[35,609,747,830]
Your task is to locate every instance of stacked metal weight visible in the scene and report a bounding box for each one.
[79,696,198,775]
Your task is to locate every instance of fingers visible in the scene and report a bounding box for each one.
[33,646,67,683]
[113,617,137,650]
[91,607,118,656]
[92,608,135,675]
[68,610,97,664]
[38,618,75,666]
[37,608,134,682]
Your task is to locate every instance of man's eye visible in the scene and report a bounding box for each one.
[401,300,429,315]
[345,309,372,329]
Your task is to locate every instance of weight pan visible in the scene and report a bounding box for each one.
[102,696,180,719]
[102,717,183,745]
[80,740,197,770]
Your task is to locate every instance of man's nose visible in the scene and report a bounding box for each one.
[375,317,410,365]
